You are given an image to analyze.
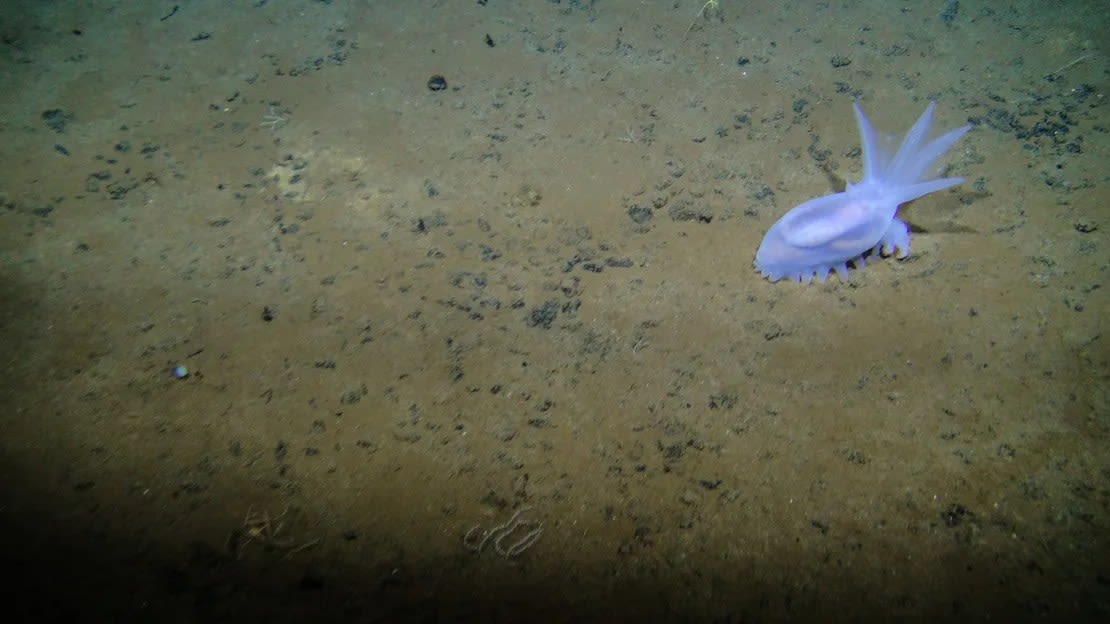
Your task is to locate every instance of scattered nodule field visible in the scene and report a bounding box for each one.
[0,1,1105,621]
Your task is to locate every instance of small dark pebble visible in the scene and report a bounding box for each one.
[751,185,774,201]
[427,75,447,91]
[42,108,69,133]
[627,204,653,224]
[54,143,70,156]
[107,180,139,200]
[942,503,971,527]
[940,0,959,24]
[262,305,277,321]
[708,394,737,409]
[527,301,559,329]
[668,202,712,223]
[341,386,366,405]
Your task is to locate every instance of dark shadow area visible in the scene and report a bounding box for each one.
[1,485,1107,623]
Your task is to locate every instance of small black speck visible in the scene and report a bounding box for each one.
[427,75,448,91]
[484,33,494,48]
[262,305,277,322]
[942,503,970,527]
[42,108,68,133]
